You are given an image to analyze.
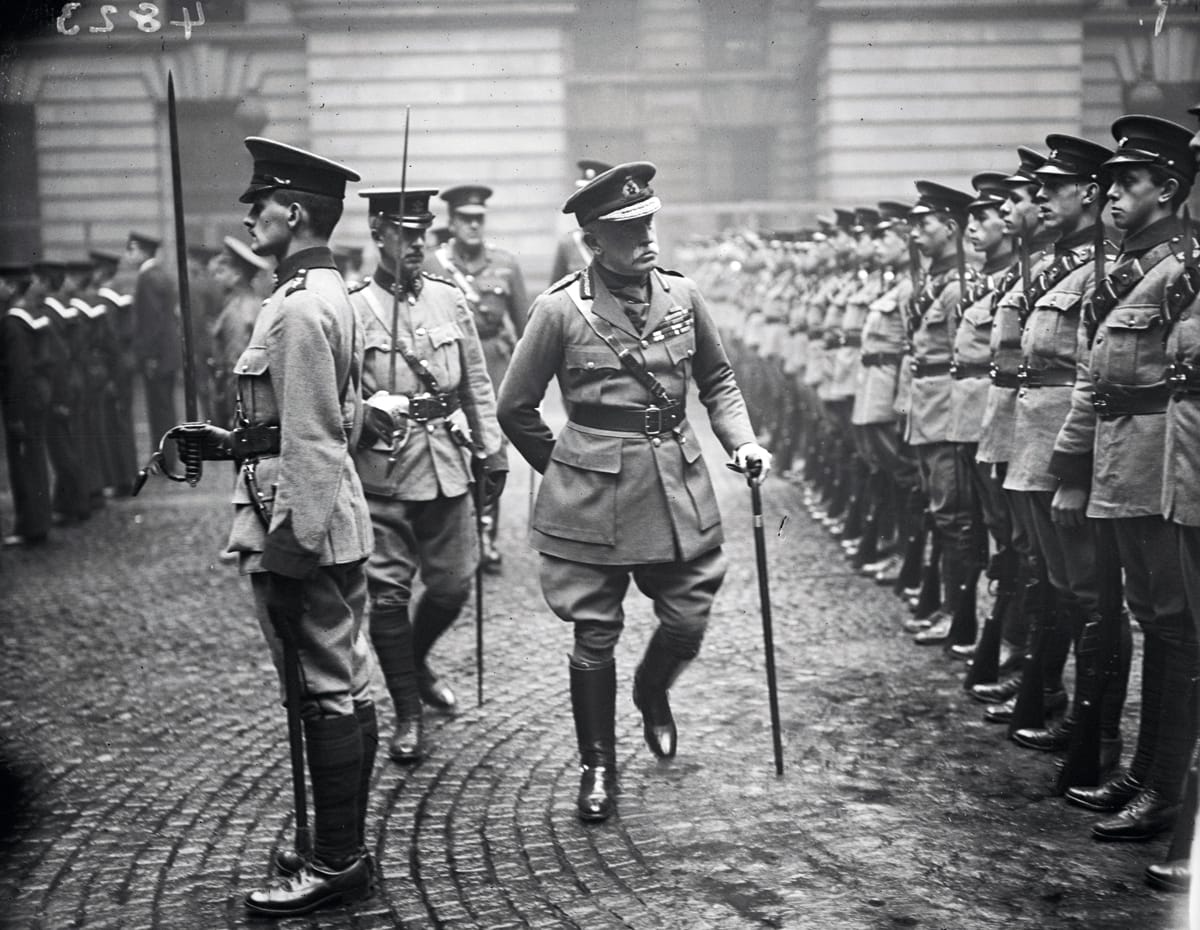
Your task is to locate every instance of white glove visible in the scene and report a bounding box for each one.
[365,390,409,419]
[733,442,773,484]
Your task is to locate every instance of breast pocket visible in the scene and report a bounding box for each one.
[1096,303,1168,386]
[234,345,275,424]
[564,345,621,404]
[1030,289,1083,366]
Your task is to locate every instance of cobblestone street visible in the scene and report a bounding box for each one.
[0,399,1189,930]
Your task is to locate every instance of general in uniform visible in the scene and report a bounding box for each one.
[496,162,771,822]
[349,186,506,763]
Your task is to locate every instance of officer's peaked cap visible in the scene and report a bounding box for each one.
[833,208,856,231]
[88,249,120,267]
[1003,147,1048,186]
[359,188,438,230]
[127,230,161,252]
[563,161,661,226]
[1105,114,1196,185]
[441,184,493,215]
[1036,135,1114,182]
[909,181,973,226]
[239,137,360,204]
[852,207,880,233]
[576,159,612,188]
[968,171,1011,211]
[875,201,911,231]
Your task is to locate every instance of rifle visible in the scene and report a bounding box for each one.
[132,71,201,494]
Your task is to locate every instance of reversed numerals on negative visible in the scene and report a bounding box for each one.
[57,2,207,39]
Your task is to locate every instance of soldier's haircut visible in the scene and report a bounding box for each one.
[269,189,344,240]
[1145,166,1192,209]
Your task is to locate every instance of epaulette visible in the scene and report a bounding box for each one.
[283,268,310,297]
[347,277,370,294]
[546,269,583,294]
[420,271,456,288]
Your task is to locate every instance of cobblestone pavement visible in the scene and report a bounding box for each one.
[0,394,1190,929]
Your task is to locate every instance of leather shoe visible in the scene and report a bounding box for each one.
[913,612,953,645]
[983,694,1018,724]
[903,609,945,634]
[1065,772,1145,812]
[577,763,617,822]
[245,854,374,916]
[417,663,457,713]
[1012,717,1072,752]
[1092,789,1178,842]
[388,714,422,763]
[948,642,975,661]
[1145,860,1191,893]
[969,675,1021,705]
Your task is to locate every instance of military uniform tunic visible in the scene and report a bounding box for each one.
[948,255,1017,444]
[852,269,910,426]
[497,265,756,566]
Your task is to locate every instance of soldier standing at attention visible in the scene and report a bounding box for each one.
[175,138,377,915]
[208,236,270,429]
[1,264,52,547]
[550,159,611,283]
[1054,116,1198,844]
[496,162,771,823]
[349,186,506,758]
[126,231,181,473]
[425,184,527,573]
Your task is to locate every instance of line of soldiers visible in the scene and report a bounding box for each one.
[696,104,1200,895]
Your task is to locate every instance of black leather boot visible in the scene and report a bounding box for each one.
[369,607,424,762]
[1146,756,1198,892]
[247,714,372,915]
[570,659,617,822]
[633,632,692,759]
[910,529,942,621]
[412,596,461,713]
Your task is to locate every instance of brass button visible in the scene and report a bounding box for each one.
[652,437,662,447]
[586,361,595,369]
[641,340,649,348]
[415,327,426,336]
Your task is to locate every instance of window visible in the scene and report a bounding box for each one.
[703,0,770,71]
[169,99,258,245]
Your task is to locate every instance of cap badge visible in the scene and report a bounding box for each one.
[622,177,641,198]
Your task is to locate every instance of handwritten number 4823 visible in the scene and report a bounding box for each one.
[57,3,207,40]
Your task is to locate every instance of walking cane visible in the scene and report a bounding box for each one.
[728,460,785,775]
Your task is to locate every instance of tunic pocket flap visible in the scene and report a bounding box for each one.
[427,321,463,347]
[234,345,270,376]
[1037,289,1084,314]
[664,332,697,365]
[549,435,622,473]
[1104,305,1163,331]
[565,345,621,371]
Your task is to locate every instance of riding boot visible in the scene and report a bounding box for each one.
[894,488,927,596]
[411,595,461,713]
[570,658,617,822]
[354,701,378,846]
[368,606,423,762]
[1144,639,1200,804]
[633,630,693,759]
[1008,578,1067,736]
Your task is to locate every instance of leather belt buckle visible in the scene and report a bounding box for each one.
[643,405,664,435]
[409,393,442,421]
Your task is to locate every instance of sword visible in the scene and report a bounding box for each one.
[1017,232,1032,326]
[131,71,202,493]
[386,106,411,475]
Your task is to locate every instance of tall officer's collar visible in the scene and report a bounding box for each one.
[274,246,337,288]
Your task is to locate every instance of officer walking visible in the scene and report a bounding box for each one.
[175,137,378,915]
[425,184,527,573]
[349,186,506,761]
[496,162,771,822]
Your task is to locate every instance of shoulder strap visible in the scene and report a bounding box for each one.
[359,284,443,394]
[564,277,676,407]
[435,246,481,305]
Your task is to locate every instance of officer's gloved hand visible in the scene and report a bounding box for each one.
[264,571,305,622]
[362,390,409,451]
[171,422,234,460]
[471,456,508,507]
[733,442,773,484]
